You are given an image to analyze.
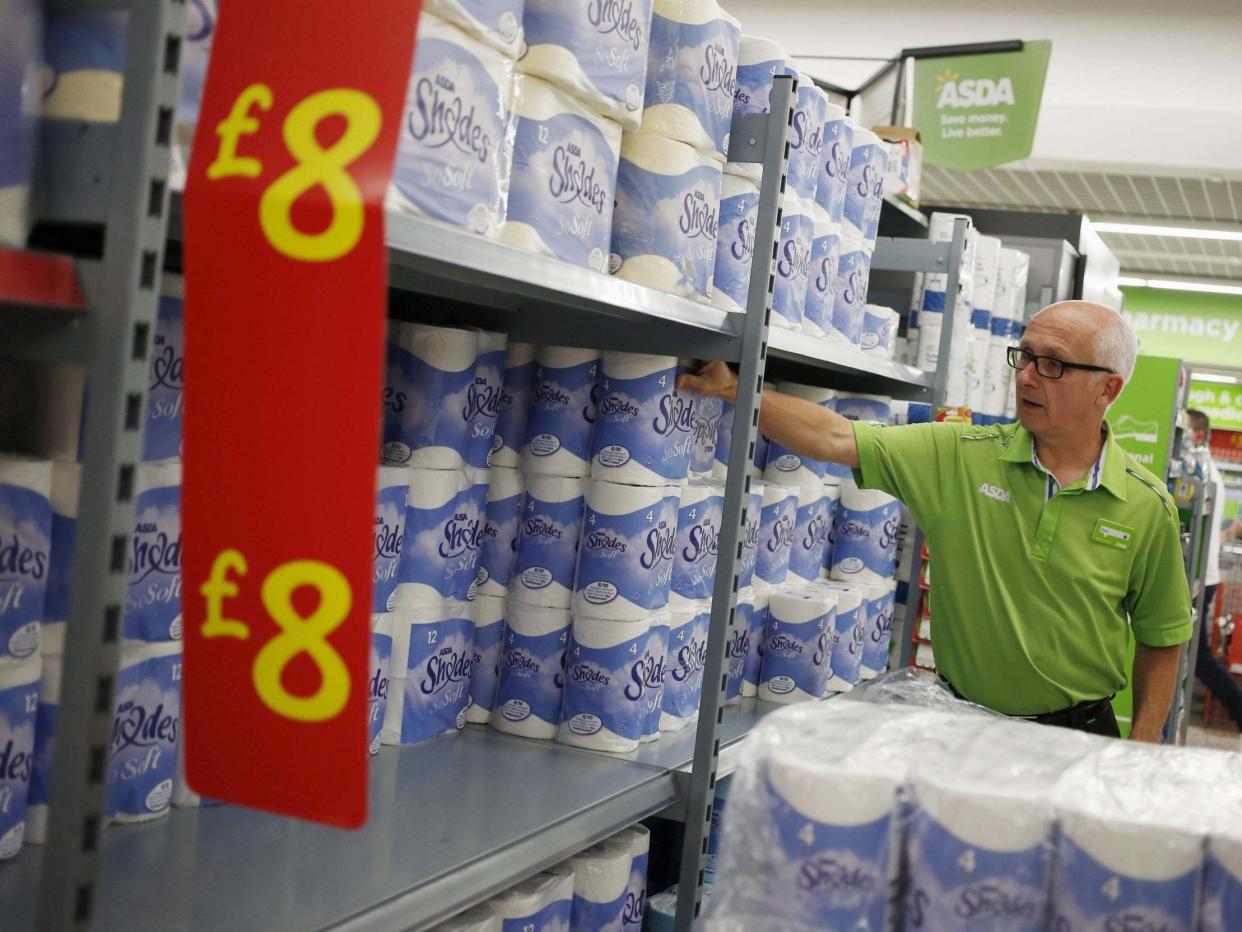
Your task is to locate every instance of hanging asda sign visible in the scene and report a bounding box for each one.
[1188,381,1242,432]
[912,40,1052,171]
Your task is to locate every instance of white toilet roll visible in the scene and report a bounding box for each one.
[710,172,760,314]
[511,475,588,608]
[611,132,723,302]
[660,600,709,731]
[477,466,526,597]
[22,648,60,845]
[519,0,653,131]
[742,583,770,697]
[467,330,509,470]
[803,206,842,339]
[44,462,80,632]
[106,640,181,824]
[860,305,897,357]
[574,481,679,620]
[522,346,600,478]
[819,582,864,691]
[724,587,754,703]
[0,0,40,247]
[829,234,873,346]
[688,394,724,477]
[819,480,841,578]
[558,615,653,752]
[0,457,52,662]
[498,75,623,271]
[813,103,853,224]
[640,611,670,741]
[622,823,651,926]
[397,468,487,606]
[466,593,507,724]
[491,341,538,468]
[433,903,500,931]
[374,467,410,613]
[143,285,185,462]
[126,461,183,644]
[915,310,944,372]
[639,0,740,161]
[842,127,888,245]
[972,234,1002,319]
[833,392,891,425]
[787,484,832,584]
[384,601,474,745]
[489,864,575,925]
[591,352,693,486]
[761,383,834,488]
[771,192,814,330]
[738,486,763,589]
[1205,825,1242,932]
[830,477,901,587]
[41,12,126,123]
[368,614,394,755]
[569,832,636,928]
[758,586,837,703]
[383,322,480,468]
[786,74,830,202]
[733,35,789,115]
[0,654,40,857]
[670,480,724,606]
[425,0,523,59]
[491,600,572,739]
[859,581,897,678]
[755,482,798,587]
[388,13,516,236]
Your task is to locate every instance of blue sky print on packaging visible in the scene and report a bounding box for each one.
[106,646,181,822]
[804,226,842,337]
[641,620,669,739]
[496,620,570,731]
[765,438,828,483]
[560,622,652,744]
[373,479,407,612]
[733,51,783,114]
[861,588,896,673]
[738,488,762,588]
[712,182,759,312]
[688,395,723,475]
[772,207,813,328]
[0,478,50,660]
[786,77,827,201]
[761,607,835,700]
[493,349,537,465]
[831,244,872,345]
[743,596,766,690]
[26,665,56,840]
[725,599,752,700]
[834,394,891,424]
[390,18,513,235]
[831,499,901,583]
[821,495,840,575]
[478,484,525,592]
[524,357,600,467]
[829,599,865,686]
[468,613,505,715]
[403,615,473,744]
[466,335,507,469]
[0,665,38,858]
[662,608,708,721]
[789,494,832,583]
[625,841,649,928]
[575,493,679,615]
[383,329,478,467]
[514,485,586,603]
[368,625,392,755]
[143,293,184,462]
[1201,848,1242,932]
[815,116,854,223]
[592,363,694,482]
[400,476,487,603]
[125,479,182,643]
[426,0,523,57]
[671,489,723,600]
[756,489,797,585]
[843,135,888,242]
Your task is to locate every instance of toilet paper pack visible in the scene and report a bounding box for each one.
[660,601,709,731]
[106,640,182,823]
[688,393,723,477]
[762,384,835,489]
[477,466,526,597]
[742,583,770,696]
[1203,763,1242,932]
[591,352,694,485]
[710,172,760,314]
[820,480,841,575]
[915,309,944,372]
[143,286,185,462]
[640,0,741,161]
[434,903,500,931]
[374,467,409,613]
[755,482,798,587]
[388,14,515,236]
[860,304,897,357]
[788,484,832,584]
[489,864,575,927]
[813,103,853,224]
[758,586,836,703]
[386,602,474,745]
[41,11,125,122]
[0,655,39,858]
[622,823,651,927]
[670,481,724,605]
[830,477,901,587]
[465,594,507,723]
[833,392,891,425]
[738,486,763,589]
[859,581,896,678]
[519,0,654,131]
[0,0,40,247]
[705,774,730,882]
[802,206,842,339]
[574,481,678,620]
[369,614,393,754]
[125,462,183,643]
[611,133,722,301]
[383,323,480,468]
[522,347,600,478]
[498,75,623,271]
[467,330,509,470]
[640,611,670,741]
[771,193,814,330]
[829,235,873,346]
[23,646,59,844]
[397,468,487,606]
[711,402,765,483]
[558,615,653,752]
[0,457,51,661]
[732,36,789,116]
[511,475,588,608]
[44,464,79,630]
[724,588,754,702]
[569,833,635,928]
[492,600,571,738]
[842,126,888,244]
[425,0,524,59]
[785,74,829,202]
[491,342,538,468]
[820,582,864,691]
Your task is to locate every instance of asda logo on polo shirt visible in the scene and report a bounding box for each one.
[978,482,1011,503]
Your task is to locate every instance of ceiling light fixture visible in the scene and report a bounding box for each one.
[1117,276,1242,296]
[1094,221,1242,243]
[1192,372,1240,385]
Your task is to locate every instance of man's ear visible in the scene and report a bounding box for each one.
[1102,373,1125,406]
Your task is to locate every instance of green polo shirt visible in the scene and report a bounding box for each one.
[853,420,1193,716]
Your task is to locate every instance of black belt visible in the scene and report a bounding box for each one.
[939,676,1114,727]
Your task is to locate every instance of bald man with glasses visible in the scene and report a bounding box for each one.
[679,301,1192,740]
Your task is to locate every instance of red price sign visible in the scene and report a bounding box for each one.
[181,0,420,827]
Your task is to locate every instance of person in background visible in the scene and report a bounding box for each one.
[1186,409,1242,735]
[680,301,1192,741]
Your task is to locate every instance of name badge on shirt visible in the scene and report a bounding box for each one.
[1092,518,1134,551]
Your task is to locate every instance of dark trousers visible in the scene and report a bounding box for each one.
[1195,584,1242,731]
[1038,699,1121,738]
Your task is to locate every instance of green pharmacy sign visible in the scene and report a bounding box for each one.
[1187,381,1242,432]
[912,40,1053,171]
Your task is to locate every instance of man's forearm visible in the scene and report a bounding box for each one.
[757,388,860,467]
[1130,642,1183,742]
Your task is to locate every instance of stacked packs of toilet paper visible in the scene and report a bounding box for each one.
[0,0,41,246]
[965,235,1001,420]
[910,211,974,376]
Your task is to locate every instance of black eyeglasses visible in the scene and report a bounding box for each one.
[1006,346,1113,380]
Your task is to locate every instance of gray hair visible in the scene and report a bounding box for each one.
[1031,302,1138,385]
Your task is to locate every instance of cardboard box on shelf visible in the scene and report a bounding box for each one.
[874,126,923,208]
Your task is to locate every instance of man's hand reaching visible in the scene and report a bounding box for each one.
[676,360,739,403]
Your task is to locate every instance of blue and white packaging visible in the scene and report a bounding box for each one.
[591,352,693,486]
[670,481,723,608]
[0,0,40,246]
[710,172,759,314]
[610,132,722,301]
[143,284,185,463]
[369,614,393,755]
[829,234,873,346]
[725,589,753,703]
[41,10,125,122]
[465,594,506,724]
[660,601,708,731]
[788,484,832,584]
[639,0,740,161]
[0,655,39,858]
[171,0,215,188]
[705,774,730,882]
[382,322,480,468]
[477,465,526,597]
[732,35,788,116]
[841,126,887,245]
[755,482,797,586]
[388,14,515,236]
[712,402,767,483]
[574,481,678,621]
[41,465,76,630]
[558,615,652,753]
[106,640,181,823]
[830,477,901,587]
[771,193,814,330]
[813,103,853,224]
[738,485,762,589]
[918,212,974,315]
[488,864,575,928]
[497,75,622,272]
[820,582,864,690]
[397,468,487,607]
[802,205,842,339]
[1204,828,1242,932]
[622,823,651,928]
[386,602,474,745]
[467,330,509,470]
[820,479,840,577]
[568,832,634,928]
[889,400,934,426]
[511,474,587,608]
[639,610,669,742]
[981,316,1014,421]
[522,346,600,478]
[491,600,571,739]
[125,462,182,643]
[833,392,891,425]
[491,342,538,468]
[785,73,828,201]
[762,383,835,488]
[0,457,51,661]
[519,0,654,131]
[374,466,409,613]
[859,581,896,678]
[23,634,61,844]
[742,583,769,697]
[915,309,944,372]
[758,586,836,703]
[688,393,723,477]
[860,304,897,357]
[425,0,524,59]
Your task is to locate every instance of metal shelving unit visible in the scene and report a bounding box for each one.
[1167,475,1216,744]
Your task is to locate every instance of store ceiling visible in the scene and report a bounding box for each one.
[922,167,1242,281]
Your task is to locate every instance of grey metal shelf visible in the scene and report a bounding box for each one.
[767,325,931,397]
[880,192,929,230]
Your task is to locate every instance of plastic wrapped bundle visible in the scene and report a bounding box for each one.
[843,667,1000,718]
[1202,753,1242,932]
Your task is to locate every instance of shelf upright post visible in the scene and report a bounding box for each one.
[1167,478,1212,743]
[930,217,968,407]
[671,75,794,931]
[36,3,184,928]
